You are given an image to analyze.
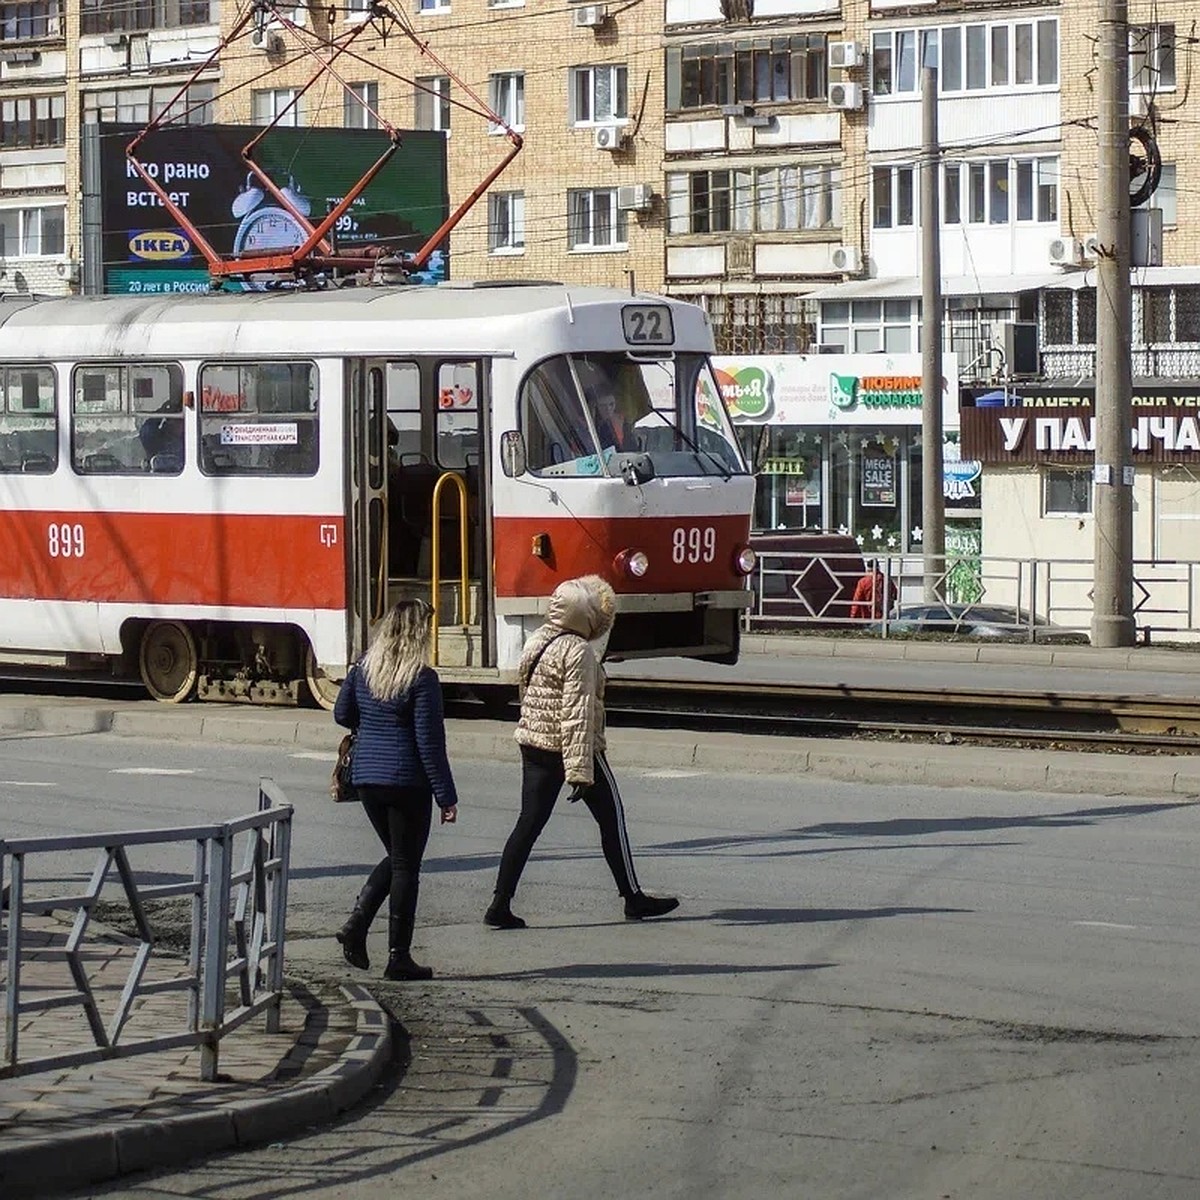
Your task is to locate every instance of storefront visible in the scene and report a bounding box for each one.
[713,352,980,559]
[960,383,1200,565]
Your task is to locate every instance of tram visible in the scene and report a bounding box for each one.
[0,281,756,706]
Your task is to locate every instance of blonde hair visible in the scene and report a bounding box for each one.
[360,600,433,701]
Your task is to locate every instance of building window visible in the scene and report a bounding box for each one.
[679,293,813,354]
[568,188,627,250]
[875,19,1057,96]
[252,89,304,126]
[943,162,961,224]
[415,76,450,131]
[86,84,214,125]
[488,191,525,254]
[0,205,63,256]
[822,297,917,355]
[344,82,379,129]
[1043,468,1092,517]
[1043,289,1097,346]
[0,94,64,148]
[80,0,210,34]
[1150,162,1176,227]
[872,165,914,228]
[942,156,1057,226]
[668,165,840,235]
[417,0,449,12]
[570,65,627,125]
[1014,157,1058,222]
[489,72,524,133]
[1140,289,1171,343]
[1130,24,1174,92]
[666,34,826,109]
[1175,287,1200,343]
[0,0,62,40]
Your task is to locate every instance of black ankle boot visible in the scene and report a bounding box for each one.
[484,899,526,930]
[624,892,680,921]
[336,910,370,970]
[384,951,434,981]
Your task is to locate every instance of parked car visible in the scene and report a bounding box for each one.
[873,602,1088,644]
[747,530,866,624]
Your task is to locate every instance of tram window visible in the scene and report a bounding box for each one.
[386,361,422,462]
[520,357,592,474]
[71,363,184,476]
[0,364,56,474]
[436,362,478,470]
[198,361,318,476]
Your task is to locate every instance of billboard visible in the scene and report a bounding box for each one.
[98,124,449,295]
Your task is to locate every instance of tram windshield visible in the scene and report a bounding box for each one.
[520,352,747,479]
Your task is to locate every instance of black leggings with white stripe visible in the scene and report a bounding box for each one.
[493,745,640,902]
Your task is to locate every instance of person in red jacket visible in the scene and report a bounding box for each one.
[850,561,897,620]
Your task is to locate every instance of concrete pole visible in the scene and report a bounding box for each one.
[921,63,945,602]
[1092,0,1135,647]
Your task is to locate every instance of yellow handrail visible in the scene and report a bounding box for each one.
[429,471,469,666]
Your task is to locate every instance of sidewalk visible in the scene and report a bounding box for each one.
[0,915,392,1198]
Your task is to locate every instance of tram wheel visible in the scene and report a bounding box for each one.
[304,644,340,711]
[139,621,199,703]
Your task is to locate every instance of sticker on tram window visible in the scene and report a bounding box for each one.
[219,423,299,446]
[621,304,675,347]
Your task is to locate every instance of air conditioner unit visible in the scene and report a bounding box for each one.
[828,81,864,111]
[828,40,863,69]
[104,33,127,48]
[1082,233,1102,260]
[574,4,606,27]
[616,183,654,212]
[593,124,626,151]
[1047,236,1082,266]
[828,244,861,273]
[250,28,285,53]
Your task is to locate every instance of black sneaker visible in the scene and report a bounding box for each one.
[624,892,680,921]
[484,903,527,930]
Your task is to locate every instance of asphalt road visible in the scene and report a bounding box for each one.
[6,729,1200,1199]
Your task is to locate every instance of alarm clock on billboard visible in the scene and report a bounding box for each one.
[231,173,312,255]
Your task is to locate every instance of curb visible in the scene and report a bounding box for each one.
[0,983,392,1199]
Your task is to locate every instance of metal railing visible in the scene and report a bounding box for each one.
[745,550,1200,642]
[0,780,293,1082]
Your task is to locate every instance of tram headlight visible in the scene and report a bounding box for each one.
[615,548,650,579]
[734,545,757,575]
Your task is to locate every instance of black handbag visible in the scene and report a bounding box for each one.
[330,732,357,803]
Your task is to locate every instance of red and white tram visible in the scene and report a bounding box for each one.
[0,282,756,705]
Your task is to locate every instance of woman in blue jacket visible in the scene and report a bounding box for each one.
[333,599,458,981]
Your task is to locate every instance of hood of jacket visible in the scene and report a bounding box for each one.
[546,574,616,641]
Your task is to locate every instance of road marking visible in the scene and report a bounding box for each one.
[291,751,337,761]
[642,769,705,779]
[0,780,57,788]
[1073,920,1138,931]
[109,768,196,776]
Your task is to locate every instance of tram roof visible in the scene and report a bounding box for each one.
[0,283,709,360]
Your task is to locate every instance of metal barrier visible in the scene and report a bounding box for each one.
[745,550,1200,642]
[0,780,293,1082]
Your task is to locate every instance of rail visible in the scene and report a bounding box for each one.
[0,781,293,1083]
[745,549,1200,642]
[430,470,470,665]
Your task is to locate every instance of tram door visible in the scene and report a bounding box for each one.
[347,358,493,669]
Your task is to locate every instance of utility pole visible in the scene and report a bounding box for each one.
[1092,0,1135,646]
[920,61,945,601]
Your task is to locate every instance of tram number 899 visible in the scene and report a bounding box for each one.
[671,525,716,564]
[48,522,86,558]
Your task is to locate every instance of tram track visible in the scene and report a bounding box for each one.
[3,671,1199,755]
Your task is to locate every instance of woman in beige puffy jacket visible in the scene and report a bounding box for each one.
[485,574,679,930]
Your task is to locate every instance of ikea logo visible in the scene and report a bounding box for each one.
[129,231,191,261]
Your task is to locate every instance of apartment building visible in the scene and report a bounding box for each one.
[214,0,668,290]
[0,0,219,297]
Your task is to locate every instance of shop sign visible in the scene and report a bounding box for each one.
[714,353,959,427]
[943,441,981,501]
[861,454,896,506]
[962,405,1200,463]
